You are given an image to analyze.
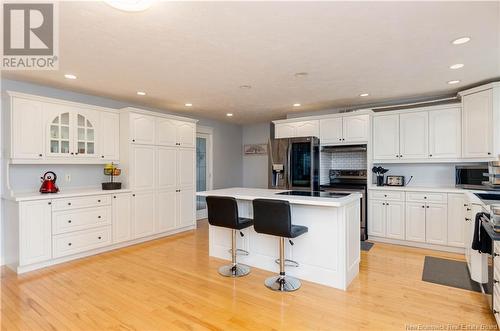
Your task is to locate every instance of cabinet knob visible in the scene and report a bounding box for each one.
[68,220,72,223]
[399,155,403,158]
[488,152,492,155]
[70,152,74,155]
[494,253,500,257]
[342,138,345,141]
[494,309,499,314]
[396,155,399,158]
[48,202,52,205]
[464,204,467,207]
[424,196,427,199]
[98,216,101,219]
[386,203,389,206]
[68,202,72,206]
[75,152,79,155]
[384,194,387,197]
[429,154,432,157]
[132,139,136,142]
[101,155,104,158]
[98,199,101,202]
[467,208,471,211]
[426,206,429,209]
[382,202,385,205]
[38,153,43,157]
[494,279,499,284]
[68,243,72,246]
[422,206,425,208]
[132,194,136,197]
[113,196,116,199]
[98,236,102,240]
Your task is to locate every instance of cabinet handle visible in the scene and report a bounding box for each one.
[494,309,499,314]
[38,153,43,157]
[68,202,72,206]
[382,203,385,205]
[494,279,499,284]
[132,139,136,142]
[386,203,389,206]
[467,208,471,211]
[396,155,399,158]
[426,206,429,209]
[488,152,492,155]
[75,153,79,155]
[384,194,387,197]
[464,204,467,207]
[429,154,432,157]
[424,196,427,199]
[70,152,74,155]
[101,155,104,158]
[132,194,136,197]
[422,205,425,208]
[98,199,101,202]
[48,202,51,205]
[113,196,116,199]
[98,216,101,219]
[494,253,500,257]
[68,220,72,223]
[339,138,342,141]
[68,243,72,246]
[98,236,102,240]
[399,155,403,158]
[465,218,471,222]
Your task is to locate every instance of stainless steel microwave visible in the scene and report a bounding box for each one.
[455,164,488,188]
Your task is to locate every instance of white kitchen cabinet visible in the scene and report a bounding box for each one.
[405,202,426,243]
[112,193,132,244]
[157,189,177,232]
[130,145,156,191]
[274,123,297,139]
[100,111,120,161]
[319,117,343,144]
[274,120,319,138]
[156,118,178,146]
[53,226,111,258]
[11,97,45,160]
[429,108,461,159]
[343,115,369,143]
[368,200,385,237]
[462,89,494,158]
[399,112,428,159]
[157,146,177,190]
[373,114,400,160]
[447,194,465,247]
[385,201,405,240]
[130,112,156,145]
[425,203,447,245]
[177,122,196,148]
[177,188,196,228]
[19,200,52,266]
[177,148,196,188]
[132,191,156,239]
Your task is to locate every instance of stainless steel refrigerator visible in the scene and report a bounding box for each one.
[268,136,320,191]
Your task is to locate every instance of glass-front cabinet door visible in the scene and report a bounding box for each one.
[49,112,72,156]
[75,113,96,157]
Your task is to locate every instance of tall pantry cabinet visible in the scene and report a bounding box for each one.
[120,108,197,239]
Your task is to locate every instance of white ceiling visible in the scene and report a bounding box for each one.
[4,1,500,124]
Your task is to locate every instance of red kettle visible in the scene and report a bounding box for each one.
[39,171,59,193]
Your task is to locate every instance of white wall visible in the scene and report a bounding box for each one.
[242,123,270,188]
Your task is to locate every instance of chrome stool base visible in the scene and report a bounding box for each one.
[218,263,251,277]
[264,275,301,292]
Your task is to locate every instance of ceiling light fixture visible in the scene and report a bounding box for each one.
[226,113,233,117]
[239,85,252,89]
[136,91,146,96]
[185,103,193,107]
[452,37,471,45]
[293,103,301,107]
[105,0,154,12]
[447,80,461,85]
[64,74,77,80]
[359,93,369,97]
[294,72,308,77]
[449,63,464,70]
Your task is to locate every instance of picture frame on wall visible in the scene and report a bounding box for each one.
[243,143,268,155]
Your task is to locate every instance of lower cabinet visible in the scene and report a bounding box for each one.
[53,226,112,258]
[157,189,177,232]
[112,193,132,243]
[425,203,448,245]
[405,202,426,243]
[368,200,385,237]
[132,190,156,239]
[447,194,466,247]
[19,200,52,266]
[368,200,405,239]
[177,188,195,228]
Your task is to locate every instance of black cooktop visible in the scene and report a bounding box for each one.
[276,191,350,198]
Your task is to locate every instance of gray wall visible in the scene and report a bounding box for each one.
[242,123,270,188]
[1,79,243,192]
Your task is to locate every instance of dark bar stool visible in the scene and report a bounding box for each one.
[252,199,308,291]
[206,196,253,277]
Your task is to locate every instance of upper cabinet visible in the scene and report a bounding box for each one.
[429,108,461,159]
[157,118,195,148]
[399,112,428,159]
[320,114,369,144]
[130,113,156,145]
[6,92,120,164]
[274,120,319,139]
[373,114,400,160]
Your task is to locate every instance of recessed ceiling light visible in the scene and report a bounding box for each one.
[185,103,193,107]
[239,85,252,89]
[449,63,464,70]
[136,91,146,96]
[359,93,369,97]
[64,74,77,80]
[294,72,308,77]
[226,113,233,117]
[293,103,301,107]
[452,37,471,45]
[105,0,154,12]
[447,80,461,85]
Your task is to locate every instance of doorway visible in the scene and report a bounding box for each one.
[196,127,213,220]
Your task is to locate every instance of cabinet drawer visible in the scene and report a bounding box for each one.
[52,195,111,211]
[406,192,447,203]
[369,190,405,201]
[53,206,111,235]
[53,226,111,258]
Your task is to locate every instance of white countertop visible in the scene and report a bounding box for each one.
[5,188,132,202]
[196,187,362,207]
[368,185,490,194]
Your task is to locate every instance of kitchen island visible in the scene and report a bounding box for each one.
[196,187,362,290]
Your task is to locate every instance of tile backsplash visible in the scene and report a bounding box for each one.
[320,151,367,184]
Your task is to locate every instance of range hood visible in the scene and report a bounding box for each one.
[321,144,367,153]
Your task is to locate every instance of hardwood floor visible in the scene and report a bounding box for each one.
[1,219,495,331]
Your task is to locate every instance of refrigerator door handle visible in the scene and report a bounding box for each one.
[287,143,292,190]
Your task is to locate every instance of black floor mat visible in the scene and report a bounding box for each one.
[422,256,482,292]
[361,241,374,251]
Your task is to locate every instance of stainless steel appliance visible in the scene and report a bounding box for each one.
[386,175,405,186]
[269,136,320,191]
[321,169,368,240]
[455,164,488,189]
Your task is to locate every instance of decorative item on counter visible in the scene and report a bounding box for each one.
[371,166,388,186]
[102,163,122,190]
[39,171,59,193]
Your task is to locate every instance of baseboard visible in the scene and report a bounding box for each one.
[369,236,465,254]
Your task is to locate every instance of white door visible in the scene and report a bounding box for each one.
[295,120,319,137]
[425,203,448,245]
[373,115,400,160]
[462,89,493,158]
[275,123,296,139]
[343,115,369,143]
[100,111,120,161]
[405,202,426,242]
[132,191,156,238]
[157,189,177,232]
[196,131,213,220]
[157,146,177,191]
[399,112,428,159]
[130,145,156,191]
[319,117,343,144]
[429,108,461,159]
[368,200,385,237]
[177,148,195,188]
[177,122,196,148]
[130,113,156,145]
[74,109,99,159]
[19,200,52,266]
[447,194,465,247]
[156,118,177,147]
[385,201,405,240]
[112,193,132,243]
[11,97,45,159]
[177,188,195,228]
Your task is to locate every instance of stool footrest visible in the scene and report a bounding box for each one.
[274,258,299,267]
[228,248,249,256]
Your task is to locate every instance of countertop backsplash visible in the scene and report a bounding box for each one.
[371,163,456,187]
[320,150,367,185]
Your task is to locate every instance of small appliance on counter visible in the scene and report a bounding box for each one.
[39,171,59,193]
[102,163,122,190]
[386,175,405,187]
[455,164,488,189]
